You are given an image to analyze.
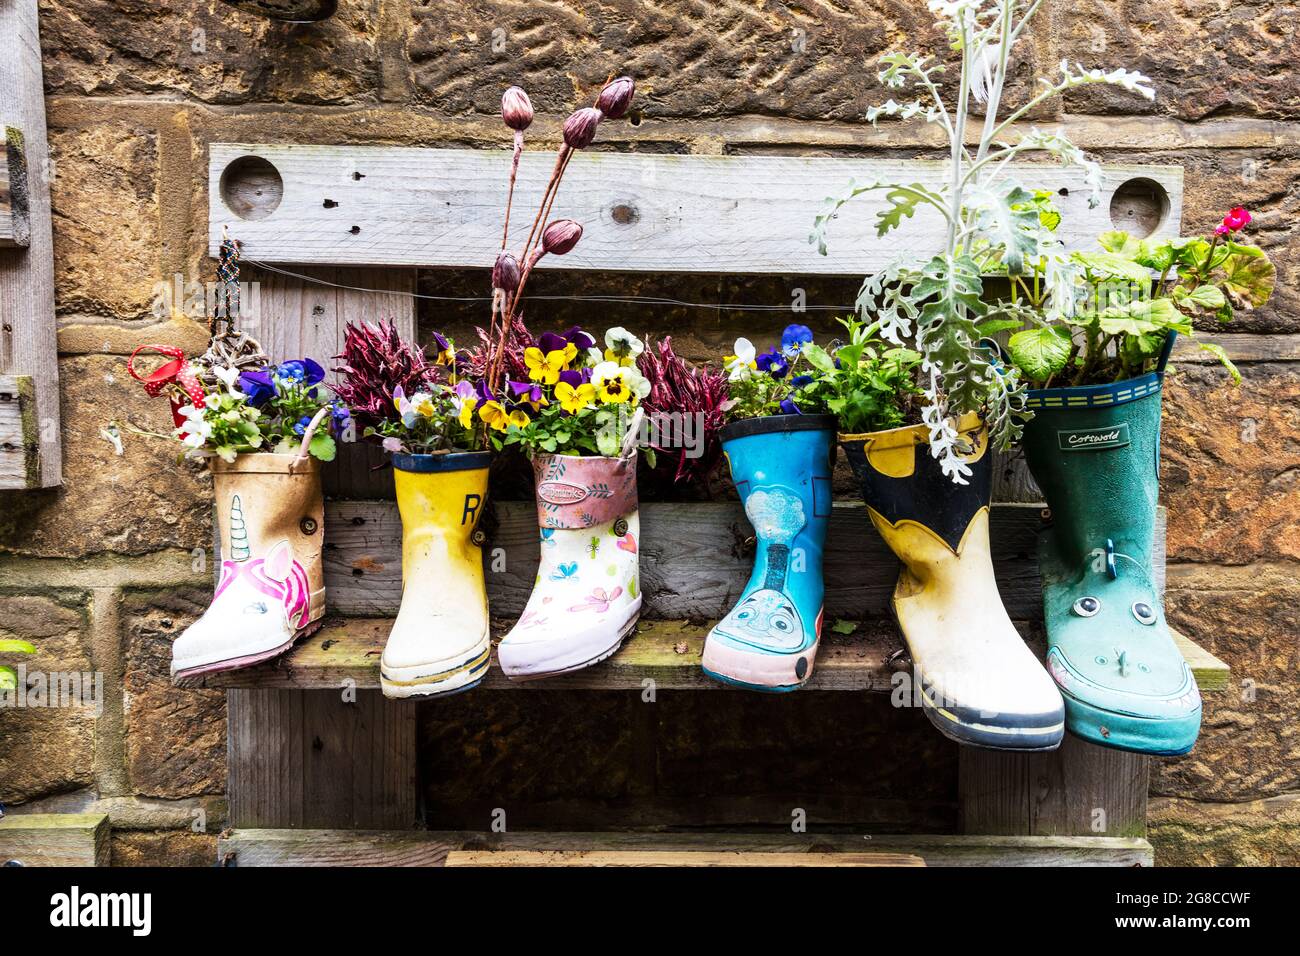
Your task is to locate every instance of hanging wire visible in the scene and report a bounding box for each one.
[243,258,859,314]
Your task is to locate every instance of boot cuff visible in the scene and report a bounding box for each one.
[532,452,638,529]
[719,413,837,443]
[392,450,492,473]
[209,452,321,477]
[1026,373,1161,410]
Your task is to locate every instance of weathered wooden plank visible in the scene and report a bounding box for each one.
[0,813,110,867]
[959,735,1149,839]
[209,145,1183,275]
[1172,630,1231,693]
[0,3,60,487]
[0,373,38,487]
[1172,332,1300,364]
[196,615,1224,696]
[226,689,418,829]
[318,500,1165,621]
[217,829,1152,867]
[197,618,904,691]
[0,136,28,248]
[242,265,417,499]
[445,849,926,867]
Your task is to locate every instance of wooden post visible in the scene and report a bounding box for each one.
[0,0,60,487]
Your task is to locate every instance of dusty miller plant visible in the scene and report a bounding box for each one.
[811,0,1154,483]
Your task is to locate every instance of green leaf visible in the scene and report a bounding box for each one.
[976,318,1025,336]
[969,185,1040,275]
[308,433,337,462]
[875,185,931,237]
[643,447,657,469]
[1217,244,1276,310]
[0,639,36,654]
[1072,250,1152,283]
[1176,284,1226,310]
[0,665,15,692]
[1007,327,1073,381]
[1098,297,1191,336]
[1097,230,1147,259]
[1196,341,1242,384]
[802,343,837,374]
[830,619,859,635]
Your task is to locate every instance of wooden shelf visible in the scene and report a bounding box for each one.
[217,828,1153,867]
[193,616,1229,694]
[0,813,110,867]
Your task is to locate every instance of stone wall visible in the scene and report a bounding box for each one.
[0,0,1296,865]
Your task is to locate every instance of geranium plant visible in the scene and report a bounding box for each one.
[332,320,483,454]
[811,0,1156,481]
[1004,207,1275,386]
[128,347,347,463]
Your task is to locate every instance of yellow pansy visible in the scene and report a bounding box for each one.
[591,361,650,406]
[479,400,530,432]
[556,380,596,413]
[458,401,476,429]
[524,347,569,385]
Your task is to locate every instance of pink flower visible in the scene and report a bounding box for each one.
[492,252,521,292]
[1217,206,1252,235]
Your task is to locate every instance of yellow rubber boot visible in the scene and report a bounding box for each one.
[380,452,492,699]
[841,415,1064,750]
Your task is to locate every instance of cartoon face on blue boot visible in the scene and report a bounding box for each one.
[714,588,806,651]
[1043,545,1201,755]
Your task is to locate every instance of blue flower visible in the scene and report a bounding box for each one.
[791,374,813,388]
[779,397,801,415]
[275,358,326,387]
[755,348,789,379]
[239,368,276,406]
[781,324,813,357]
[330,403,351,436]
[292,414,314,436]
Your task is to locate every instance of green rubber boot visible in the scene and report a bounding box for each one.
[1022,372,1201,755]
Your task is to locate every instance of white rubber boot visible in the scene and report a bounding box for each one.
[171,417,328,680]
[497,423,643,680]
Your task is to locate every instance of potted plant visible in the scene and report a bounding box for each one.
[127,347,346,679]
[480,323,649,680]
[1000,208,1275,754]
[699,323,840,692]
[809,0,1157,748]
[333,320,492,699]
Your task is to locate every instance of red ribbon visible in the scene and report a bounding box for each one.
[128,345,206,427]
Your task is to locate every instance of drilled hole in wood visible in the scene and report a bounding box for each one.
[323,199,338,209]
[218,155,284,222]
[349,225,361,235]
[611,203,639,225]
[352,171,365,181]
[1109,177,1169,238]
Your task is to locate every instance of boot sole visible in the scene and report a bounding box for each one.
[501,612,640,682]
[918,691,1065,752]
[171,618,323,682]
[380,641,492,700]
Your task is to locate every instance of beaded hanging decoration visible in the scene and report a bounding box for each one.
[197,235,268,385]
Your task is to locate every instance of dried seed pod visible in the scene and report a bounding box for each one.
[541,219,583,256]
[492,252,521,292]
[562,107,602,149]
[597,76,635,119]
[501,87,534,132]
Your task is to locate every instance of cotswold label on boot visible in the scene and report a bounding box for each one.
[1057,424,1131,452]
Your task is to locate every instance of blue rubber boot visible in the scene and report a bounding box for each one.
[702,415,836,692]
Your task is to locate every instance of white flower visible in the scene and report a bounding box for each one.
[603,327,645,367]
[724,338,758,382]
[381,436,404,453]
[211,365,246,399]
[591,361,651,404]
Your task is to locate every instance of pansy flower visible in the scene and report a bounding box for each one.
[451,380,478,429]
[524,346,571,385]
[275,358,325,387]
[724,338,758,382]
[239,368,276,407]
[479,400,529,432]
[556,379,596,413]
[781,324,813,357]
[508,379,549,412]
[430,331,456,366]
[755,348,789,379]
[592,361,651,405]
[779,397,801,415]
[562,326,597,352]
[604,327,645,367]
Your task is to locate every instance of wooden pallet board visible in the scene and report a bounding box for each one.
[310,500,1167,621]
[0,813,110,867]
[445,849,926,867]
[208,145,1183,275]
[195,616,1228,694]
[217,828,1152,867]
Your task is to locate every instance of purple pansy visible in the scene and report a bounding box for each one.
[239,368,276,406]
